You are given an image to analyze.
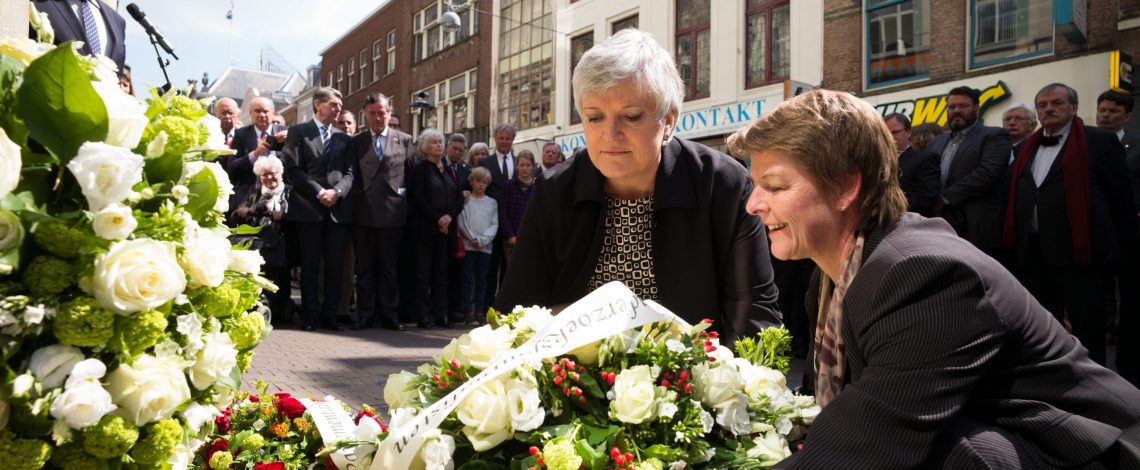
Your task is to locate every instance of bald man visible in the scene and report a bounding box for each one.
[214,97,241,148]
[228,96,288,214]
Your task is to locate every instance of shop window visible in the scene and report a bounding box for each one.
[745,0,790,88]
[414,1,479,63]
[970,0,1052,69]
[497,0,554,130]
[866,0,931,89]
[676,0,710,100]
[569,31,593,125]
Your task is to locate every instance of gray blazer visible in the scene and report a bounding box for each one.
[350,128,414,228]
[927,124,1012,248]
[777,214,1140,469]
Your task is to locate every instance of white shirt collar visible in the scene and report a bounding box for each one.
[1117,129,1126,142]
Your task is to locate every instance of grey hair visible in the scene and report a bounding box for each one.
[313,87,343,110]
[418,128,444,153]
[253,154,284,176]
[1036,83,1079,106]
[250,96,275,111]
[467,142,490,164]
[572,28,684,122]
[1003,102,1037,125]
[494,123,516,137]
[447,133,467,145]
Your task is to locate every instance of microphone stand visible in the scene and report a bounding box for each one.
[146,31,174,94]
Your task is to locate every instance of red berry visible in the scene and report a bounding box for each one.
[702,318,713,324]
[432,374,441,382]
[611,447,621,458]
[563,387,570,395]
[566,360,576,369]
[625,452,634,462]
[552,364,561,373]
[446,369,454,377]
[440,381,448,388]
[708,331,719,339]
[450,359,461,369]
[529,446,540,456]
[679,370,690,381]
[536,457,545,466]
[661,379,671,388]
[554,375,563,386]
[614,455,625,466]
[704,340,713,347]
[684,383,693,393]
[570,372,580,381]
[572,387,582,396]
[578,396,587,404]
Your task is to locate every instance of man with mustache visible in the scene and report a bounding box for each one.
[927,86,1012,261]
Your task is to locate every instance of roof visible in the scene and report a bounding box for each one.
[206,65,291,99]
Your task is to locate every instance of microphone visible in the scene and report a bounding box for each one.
[125,3,178,60]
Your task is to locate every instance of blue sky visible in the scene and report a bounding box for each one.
[120,0,385,92]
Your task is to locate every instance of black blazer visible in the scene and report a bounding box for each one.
[282,120,355,224]
[408,159,462,239]
[447,159,473,193]
[1123,131,1140,213]
[31,0,126,70]
[477,151,512,200]
[927,124,1012,248]
[897,146,941,217]
[777,214,1140,469]
[494,137,782,346]
[227,123,287,212]
[350,128,414,228]
[1009,125,1136,266]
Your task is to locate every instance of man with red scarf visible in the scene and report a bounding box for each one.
[1003,83,1137,365]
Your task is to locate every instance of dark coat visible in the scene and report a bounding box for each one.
[227,123,287,213]
[927,124,1012,248]
[897,146,941,217]
[477,151,512,200]
[1009,125,1136,266]
[494,137,782,346]
[1123,131,1140,213]
[31,0,126,70]
[350,128,414,228]
[777,214,1140,469]
[227,185,290,268]
[408,159,462,239]
[281,120,355,224]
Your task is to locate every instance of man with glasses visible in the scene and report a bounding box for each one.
[1002,102,1038,151]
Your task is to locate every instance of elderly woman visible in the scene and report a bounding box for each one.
[467,142,491,168]
[229,155,291,324]
[409,128,463,328]
[729,89,1140,468]
[494,29,781,344]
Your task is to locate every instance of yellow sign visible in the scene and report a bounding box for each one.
[873,81,1013,126]
[1110,50,1133,93]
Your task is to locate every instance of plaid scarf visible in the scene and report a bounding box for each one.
[814,233,865,407]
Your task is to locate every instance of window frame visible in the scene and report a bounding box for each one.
[569,30,593,125]
[414,1,478,63]
[675,0,711,101]
[387,30,397,75]
[372,40,382,82]
[864,0,932,90]
[744,0,790,89]
[497,0,554,131]
[967,0,1053,70]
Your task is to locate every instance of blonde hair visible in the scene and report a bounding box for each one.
[469,166,492,183]
[727,89,906,229]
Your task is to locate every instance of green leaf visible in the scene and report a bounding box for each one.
[581,421,618,446]
[15,42,108,164]
[231,224,263,235]
[217,364,243,390]
[0,55,31,157]
[575,438,607,470]
[183,165,219,221]
[143,151,183,186]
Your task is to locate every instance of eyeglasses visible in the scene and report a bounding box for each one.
[1002,115,1030,122]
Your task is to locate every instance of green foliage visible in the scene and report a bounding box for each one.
[734,327,792,374]
[22,255,72,296]
[0,430,53,470]
[189,284,241,318]
[82,415,139,459]
[224,310,265,351]
[33,220,86,258]
[129,418,182,464]
[182,167,219,222]
[14,43,107,164]
[109,308,169,359]
[53,296,114,347]
[48,439,100,470]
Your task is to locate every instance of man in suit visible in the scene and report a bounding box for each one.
[228,96,287,218]
[1003,83,1137,365]
[927,86,1012,259]
[349,93,412,331]
[214,97,240,149]
[444,134,471,323]
[336,110,357,136]
[478,123,516,308]
[31,0,126,70]
[1002,102,1038,150]
[283,87,355,332]
[884,113,940,216]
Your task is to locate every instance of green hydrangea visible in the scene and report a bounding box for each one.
[154,116,201,157]
[164,96,206,121]
[34,222,86,258]
[0,430,52,470]
[638,458,665,470]
[82,415,139,459]
[54,297,115,347]
[190,284,242,318]
[241,433,266,450]
[229,278,262,314]
[110,309,168,357]
[48,440,98,470]
[129,418,182,464]
[208,449,234,469]
[235,350,254,373]
[225,311,264,350]
[542,438,582,470]
[23,256,73,296]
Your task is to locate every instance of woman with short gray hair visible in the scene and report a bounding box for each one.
[229,155,291,324]
[495,29,781,344]
[408,129,462,328]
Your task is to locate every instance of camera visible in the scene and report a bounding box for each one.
[262,135,284,151]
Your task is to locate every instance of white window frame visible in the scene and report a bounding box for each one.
[387,30,397,74]
[359,49,368,91]
[372,40,382,82]
[414,1,476,63]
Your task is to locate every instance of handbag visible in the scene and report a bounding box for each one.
[451,233,466,259]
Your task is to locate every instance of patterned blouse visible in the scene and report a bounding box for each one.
[588,195,658,300]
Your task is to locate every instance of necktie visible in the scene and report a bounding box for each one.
[1039,134,1060,147]
[320,125,331,155]
[501,155,509,180]
[79,0,102,56]
[374,134,385,162]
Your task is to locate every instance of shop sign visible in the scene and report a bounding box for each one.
[1111,51,1133,93]
[873,81,1012,126]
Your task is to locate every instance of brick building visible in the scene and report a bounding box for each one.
[821,0,1139,131]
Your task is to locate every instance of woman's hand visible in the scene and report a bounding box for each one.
[236,206,251,218]
[507,236,517,246]
[438,214,452,234]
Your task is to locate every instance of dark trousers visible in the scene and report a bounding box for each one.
[296,219,348,327]
[1116,235,1140,384]
[264,265,292,325]
[461,251,491,320]
[1017,236,1107,365]
[353,225,403,326]
[415,231,450,325]
[484,233,506,310]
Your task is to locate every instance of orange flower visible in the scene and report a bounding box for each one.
[268,420,289,438]
[293,417,312,433]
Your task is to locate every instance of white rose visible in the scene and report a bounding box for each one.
[706,338,735,364]
[421,433,456,470]
[0,127,20,200]
[798,403,821,425]
[714,394,752,436]
[352,414,384,442]
[227,249,263,275]
[146,131,168,159]
[505,378,544,431]
[746,430,792,462]
[180,402,220,434]
[67,142,144,211]
[513,306,552,333]
[0,209,23,253]
[181,161,233,213]
[383,370,417,410]
[0,37,53,66]
[106,354,192,426]
[180,233,230,288]
[436,337,462,364]
[692,362,742,409]
[609,365,657,424]
[29,344,84,389]
[740,362,787,398]
[388,407,418,431]
[50,378,116,429]
[456,379,511,451]
[92,203,138,240]
[457,324,512,369]
[91,80,148,149]
[189,331,237,390]
[92,239,187,315]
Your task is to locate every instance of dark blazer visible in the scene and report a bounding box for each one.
[408,159,462,238]
[777,214,1140,469]
[1008,125,1136,266]
[927,124,1012,248]
[447,159,472,193]
[282,120,355,224]
[1123,131,1140,213]
[31,0,126,70]
[227,123,287,212]
[477,151,512,200]
[350,128,414,228]
[494,137,782,346]
[897,146,941,217]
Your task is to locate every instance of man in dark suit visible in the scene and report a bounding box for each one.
[927,86,1012,259]
[1003,83,1137,365]
[214,97,240,149]
[349,93,412,331]
[282,87,355,332]
[884,113,940,216]
[31,0,126,70]
[477,123,516,308]
[228,96,287,218]
[444,134,471,323]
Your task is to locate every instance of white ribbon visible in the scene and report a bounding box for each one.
[372,281,685,469]
[299,399,362,469]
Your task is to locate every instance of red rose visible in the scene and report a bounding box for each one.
[354,409,376,424]
[274,392,292,399]
[249,395,260,402]
[215,414,231,433]
[276,396,306,419]
[252,463,286,470]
